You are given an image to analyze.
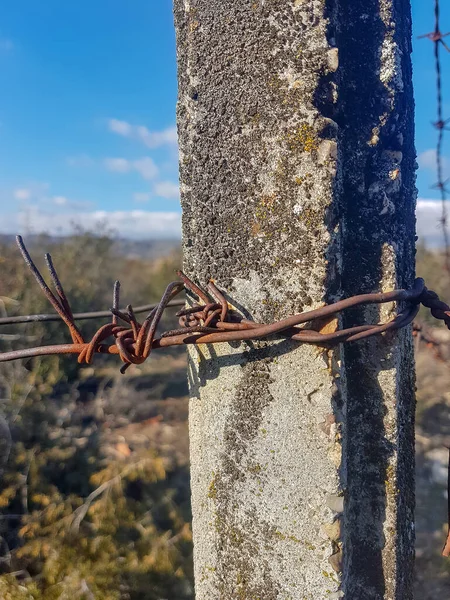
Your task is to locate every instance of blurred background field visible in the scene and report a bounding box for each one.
[0,230,192,600]
[0,231,449,599]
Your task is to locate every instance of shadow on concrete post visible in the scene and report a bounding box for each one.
[332,0,416,598]
[174,1,416,598]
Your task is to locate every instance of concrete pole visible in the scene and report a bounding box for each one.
[174,1,416,598]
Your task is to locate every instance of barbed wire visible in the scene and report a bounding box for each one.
[0,236,447,368]
[419,0,450,270]
[0,0,448,570]
[1,235,450,367]
[0,301,185,326]
[418,0,450,559]
[2,235,450,553]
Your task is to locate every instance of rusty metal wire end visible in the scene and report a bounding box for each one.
[112,281,120,325]
[207,280,229,323]
[16,235,84,344]
[126,305,139,339]
[141,281,185,360]
[176,269,212,304]
[44,252,74,322]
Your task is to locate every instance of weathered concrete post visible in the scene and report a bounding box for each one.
[174,1,416,598]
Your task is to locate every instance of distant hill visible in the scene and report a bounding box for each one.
[0,233,181,260]
[112,237,181,259]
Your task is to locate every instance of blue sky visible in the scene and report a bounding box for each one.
[0,0,448,242]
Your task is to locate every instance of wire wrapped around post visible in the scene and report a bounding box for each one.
[3,235,450,554]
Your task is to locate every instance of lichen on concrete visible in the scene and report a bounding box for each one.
[174,0,416,597]
[188,340,340,599]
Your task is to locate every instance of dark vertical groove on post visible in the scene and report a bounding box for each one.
[335,0,416,598]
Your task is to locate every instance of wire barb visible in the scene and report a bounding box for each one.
[111,281,120,325]
[15,235,84,344]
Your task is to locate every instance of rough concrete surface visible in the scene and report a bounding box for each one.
[174,0,416,598]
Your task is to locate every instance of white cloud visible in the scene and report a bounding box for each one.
[154,181,180,200]
[104,157,131,173]
[66,154,95,168]
[0,208,181,239]
[418,149,450,174]
[133,157,158,180]
[108,118,132,137]
[14,188,31,201]
[418,149,436,170]
[133,192,150,203]
[0,197,445,245]
[107,118,178,148]
[12,182,50,202]
[53,196,68,206]
[416,198,450,247]
[9,183,92,212]
[137,125,178,148]
[104,156,158,180]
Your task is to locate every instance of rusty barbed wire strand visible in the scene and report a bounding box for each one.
[4,236,450,552]
[419,0,450,270]
[419,2,450,555]
[1,237,450,365]
[0,301,185,326]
